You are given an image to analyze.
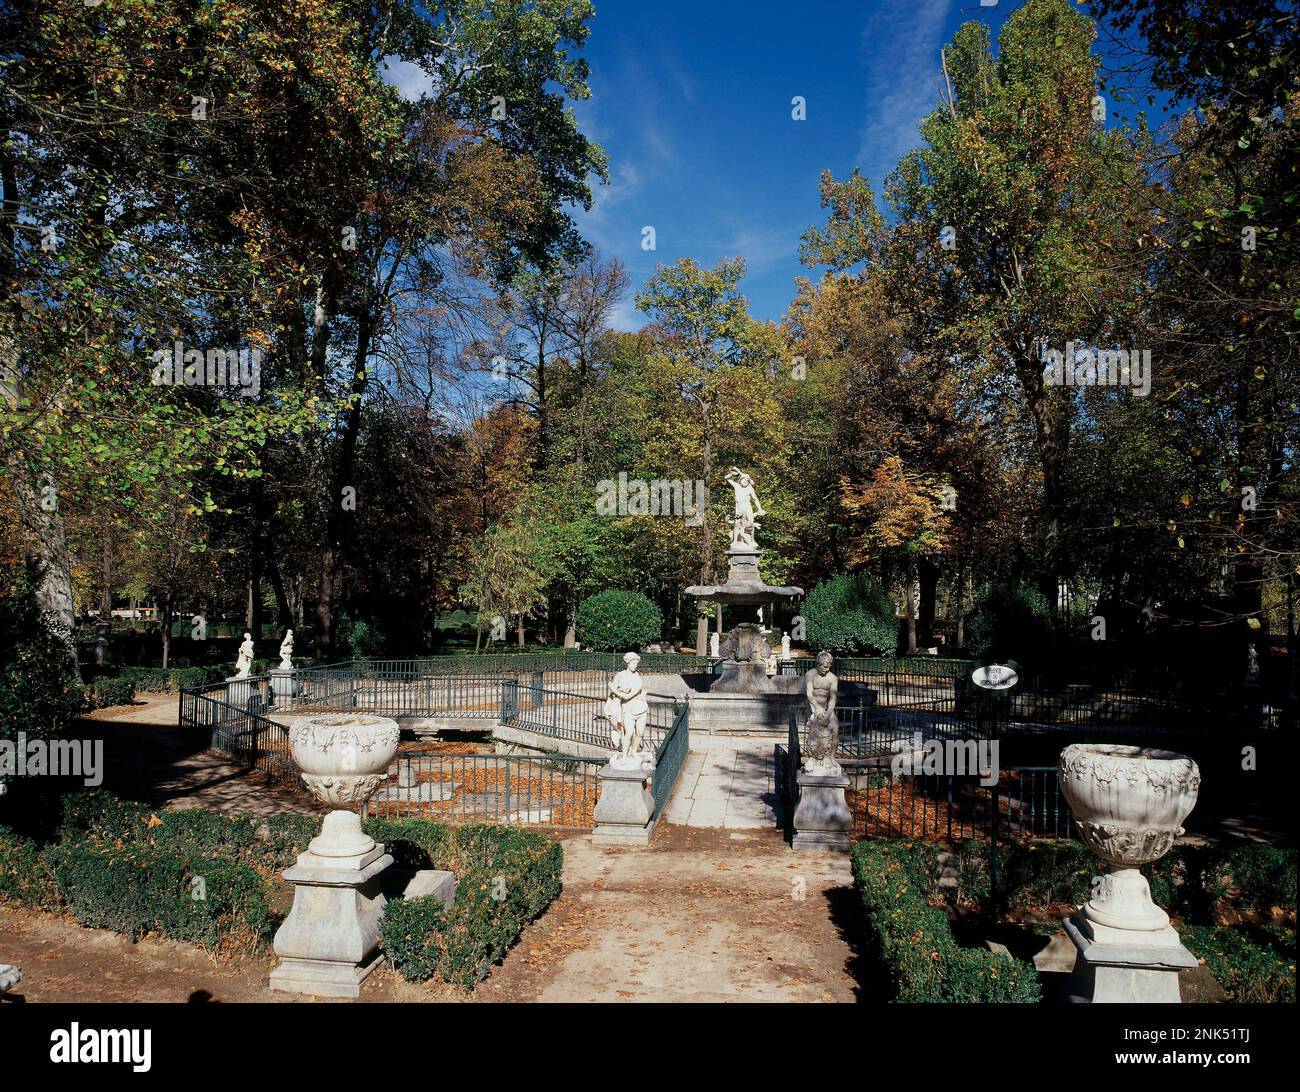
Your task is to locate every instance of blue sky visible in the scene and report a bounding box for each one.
[568,0,1008,327]
[383,2,1167,330]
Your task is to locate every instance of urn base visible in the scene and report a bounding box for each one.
[269,844,392,999]
[1064,912,1197,1004]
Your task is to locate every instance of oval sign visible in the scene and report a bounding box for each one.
[971,663,1019,690]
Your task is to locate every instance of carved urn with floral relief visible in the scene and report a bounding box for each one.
[1058,743,1200,931]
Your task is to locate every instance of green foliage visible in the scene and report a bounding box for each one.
[0,788,567,978]
[336,614,389,659]
[91,676,135,709]
[375,821,564,988]
[953,839,1296,920]
[851,840,1041,1003]
[1181,924,1296,1004]
[0,824,59,910]
[1203,844,1297,913]
[47,841,274,950]
[575,590,663,652]
[963,584,1054,664]
[804,573,898,655]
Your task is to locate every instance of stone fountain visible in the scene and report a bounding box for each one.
[269,713,399,998]
[1057,743,1202,1003]
[678,469,872,732]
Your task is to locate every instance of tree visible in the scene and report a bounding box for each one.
[635,258,779,652]
[802,0,1157,607]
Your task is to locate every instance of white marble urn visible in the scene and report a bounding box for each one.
[1058,743,1200,931]
[289,714,399,859]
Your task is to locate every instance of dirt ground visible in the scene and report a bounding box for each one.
[0,823,871,1004]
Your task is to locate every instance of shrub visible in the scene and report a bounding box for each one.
[1204,844,1297,913]
[375,820,563,988]
[1181,924,1295,1004]
[0,788,564,986]
[91,676,135,709]
[59,789,151,844]
[963,584,1054,665]
[575,590,662,653]
[952,840,1296,922]
[168,666,211,691]
[121,667,172,693]
[803,573,898,655]
[0,824,59,909]
[47,841,274,950]
[337,613,389,659]
[851,840,1040,1003]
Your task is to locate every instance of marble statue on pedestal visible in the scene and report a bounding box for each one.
[792,651,852,850]
[604,652,650,768]
[234,632,254,678]
[781,633,791,660]
[725,468,765,549]
[278,629,294,671]
[803,652,840,773]
[709,631,720,658]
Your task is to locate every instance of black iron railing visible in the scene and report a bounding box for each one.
[843,765,1071,843]
[651,703,690,821]
[367,750,605,827]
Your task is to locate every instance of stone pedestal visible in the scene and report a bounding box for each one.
[792,770,852,852]
[270,810,393,998]
[1065,913,1197,1003]
[225,675,254,710]
[270,667,301,710]
[592,761,656,846]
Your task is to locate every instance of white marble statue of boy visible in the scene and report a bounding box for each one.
[605,652,650,767]
[278,629,294,671]
[234,632,255,678]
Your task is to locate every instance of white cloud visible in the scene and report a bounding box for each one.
[380,56,436,102]
[855,0,951,182]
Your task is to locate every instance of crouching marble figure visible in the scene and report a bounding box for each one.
[802,651,840,775]
[793,652,852,852]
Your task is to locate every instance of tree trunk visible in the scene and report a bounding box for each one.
[564,596,577,648]
[264,542,293,630]
[516,616,525,648]
[100,526,112,617]
[953,556,967,650]
[316,313,375,657]
[918,558,938,648]
[1016,351,1068,613]
[161,587,174,669]
[5,454,80,676]
[904,557,918,654]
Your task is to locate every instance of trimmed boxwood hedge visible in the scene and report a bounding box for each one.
[91,676,135,709]
[851,840,1041,1003]
[119,665,227,694]
[0,790,563,986]
[951,839,1297,918]
[47,840,275,949]
[373,819,564,988]
[1181,924,1296,1004]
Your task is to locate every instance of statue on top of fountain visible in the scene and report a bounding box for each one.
[725,468,765,549]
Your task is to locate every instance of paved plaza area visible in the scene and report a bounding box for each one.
[664,735,781,830]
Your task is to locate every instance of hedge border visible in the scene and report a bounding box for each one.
[851,840,1041,1003]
